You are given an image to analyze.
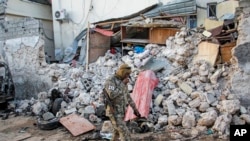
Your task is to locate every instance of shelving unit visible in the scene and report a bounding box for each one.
[120,23,179,55]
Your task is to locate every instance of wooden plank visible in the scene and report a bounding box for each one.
[89,32,110,63]
[59,114,95,136]
[193,42,219,66]
[149,28,179,44]
[120,38,149,44]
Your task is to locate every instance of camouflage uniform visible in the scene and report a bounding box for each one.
[104,75,139,141]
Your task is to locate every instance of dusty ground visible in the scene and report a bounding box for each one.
[0,114,229,141]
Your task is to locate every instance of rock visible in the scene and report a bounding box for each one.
[178,81,193,95]
[240,114,250,124]
[204,93,216,104]
[176,108,186,117]
[154,94,164,106]
[65,108,77,115]
[170,132,183,140]
[42,112,55,121]
[32,102,49,116]
[101,120,113,133]
[197,110,217,126]
[210,69,222,84]
[212,114,232,135]
[188,98,201,108]
[220,100,240,114]
[163,100,176,115]
[158,115,168,126]
[182,111,196,128]
[232,115,245,125]
[168,115,182,126]
[240,106,248,114]
[199,102,210,112]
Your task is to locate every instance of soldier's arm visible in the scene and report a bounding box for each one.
[104,80,122,99]
[127,93,139,113]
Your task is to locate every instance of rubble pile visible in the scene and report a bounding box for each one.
[12,27,249,140]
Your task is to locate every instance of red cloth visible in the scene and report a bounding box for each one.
[94,28,113,36]
[124,70,158,121]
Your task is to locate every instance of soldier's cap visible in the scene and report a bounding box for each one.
[116,64,131,78]
[119,64,131,70]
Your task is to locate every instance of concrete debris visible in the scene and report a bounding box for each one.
[6,22,247,140]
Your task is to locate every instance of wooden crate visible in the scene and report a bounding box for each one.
[149,28,179,44]
[89,32,110,63]
[220,41,236,63]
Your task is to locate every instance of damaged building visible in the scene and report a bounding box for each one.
[0,0,250,140]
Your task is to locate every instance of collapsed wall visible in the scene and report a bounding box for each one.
[0,18,52,99]
[231,1,250,106]
[13,25,250,140]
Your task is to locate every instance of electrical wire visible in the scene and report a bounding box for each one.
[70,0,86,25]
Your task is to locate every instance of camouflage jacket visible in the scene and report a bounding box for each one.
[104,75,138,117]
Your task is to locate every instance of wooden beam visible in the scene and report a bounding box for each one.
[95,19,130,26]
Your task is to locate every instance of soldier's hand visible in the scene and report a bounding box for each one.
[122,77,129,84]
[134,110,141,118]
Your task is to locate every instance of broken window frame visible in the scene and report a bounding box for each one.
[207,2,217,18]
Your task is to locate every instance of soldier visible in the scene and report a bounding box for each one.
[104,64,141,141]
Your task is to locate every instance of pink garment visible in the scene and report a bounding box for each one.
[124,70,158,121]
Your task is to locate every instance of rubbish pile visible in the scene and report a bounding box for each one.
[9,26,249,140]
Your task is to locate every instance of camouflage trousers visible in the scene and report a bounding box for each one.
[109,115,131,141]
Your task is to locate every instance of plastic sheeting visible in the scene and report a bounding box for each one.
[124,70,158,121]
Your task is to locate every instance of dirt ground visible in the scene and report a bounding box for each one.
[0,114,229,141]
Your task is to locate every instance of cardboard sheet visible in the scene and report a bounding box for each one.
[60,114,95,136]
[193,42,219,66]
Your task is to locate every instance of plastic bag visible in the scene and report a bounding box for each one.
[124,70,158,121]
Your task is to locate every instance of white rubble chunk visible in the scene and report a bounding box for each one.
[32,102,49,115]
[84,105,96,114]
[170,132,183,140]
[199,102,210,112]
[240,114,250,124]
[178,81,193,95]
[204,93,216,104]
[154,94,164,106]
[182,111,196,128]
[240,106,248,114]
[42,112,55,121]
[220,100,240,114]
[157,115,168,126]
[188,97,201,108]
[232,115,245,125]
[190,91,201,99]
[176,108,186,117]
[197,110,217,126]
[65,108,77,115]
[37,92,49,102]
[168,75,179,83]
[210,69,222,84]
[168,115,182,126]
[163,100,176,115]
[212,114,232,135]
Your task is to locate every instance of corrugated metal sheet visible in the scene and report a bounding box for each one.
[143,0,196,18]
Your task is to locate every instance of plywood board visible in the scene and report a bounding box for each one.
[220,41,236,63]
[149,28,179,44]
[59,114,95,136]
[193,42,219,66]
[204,19,224,30]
